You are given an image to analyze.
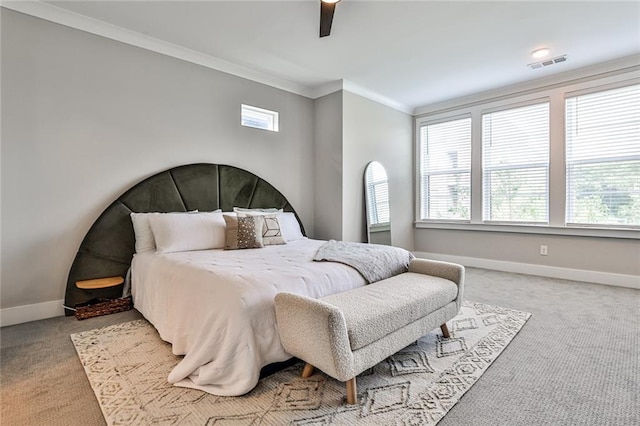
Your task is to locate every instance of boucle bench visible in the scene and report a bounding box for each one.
[274,258,465,405]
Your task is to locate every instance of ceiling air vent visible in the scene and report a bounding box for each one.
[528,54,568,70]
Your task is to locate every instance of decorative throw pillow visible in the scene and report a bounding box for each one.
[237,212,286,246]
[223,214,265,249]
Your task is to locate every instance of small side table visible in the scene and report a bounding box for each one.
[74,276,130,320]
[76,276,124,290]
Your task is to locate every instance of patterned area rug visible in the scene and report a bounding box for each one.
[71,301,530,425]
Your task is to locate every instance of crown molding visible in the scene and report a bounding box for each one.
[342,80,413,115]
[309,80,345,99]
[311,80,413,114]
[1,1,314,98]
[414,55,640,116]
[2,1,415,114]
[4,2,638,118]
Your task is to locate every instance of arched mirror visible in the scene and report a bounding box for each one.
[364,161,391,245]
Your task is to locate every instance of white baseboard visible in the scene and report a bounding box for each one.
[414,252,640,290]
[0,299,65,327]
[1,255,637,327]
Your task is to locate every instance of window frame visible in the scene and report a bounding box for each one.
[241,104,279,132]
[414,73,640,240]
[564,83,640,229]
[481,99,550,225]
[417,114,473,222]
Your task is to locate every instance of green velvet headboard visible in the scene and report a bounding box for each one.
[64,163,305,315]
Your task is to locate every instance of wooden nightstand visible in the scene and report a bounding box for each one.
[74,276,130,320]
[75,276,124,290]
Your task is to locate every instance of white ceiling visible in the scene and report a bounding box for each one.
[21,1,640,112]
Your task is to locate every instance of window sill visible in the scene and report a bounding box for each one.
[414,221,640,239]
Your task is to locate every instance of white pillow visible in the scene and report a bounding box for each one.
[130,211,195,253]
[130,210,218,253]
[277,212,305,241]
[148,211,226,253]
[131,213,156,253]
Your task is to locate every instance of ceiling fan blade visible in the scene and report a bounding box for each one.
[319,2,337,38]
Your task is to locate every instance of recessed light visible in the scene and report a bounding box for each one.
[531,48,551,59]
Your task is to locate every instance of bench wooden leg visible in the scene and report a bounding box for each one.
[346,378,357,405]
[301,363,315,378]
[440,323,450,338]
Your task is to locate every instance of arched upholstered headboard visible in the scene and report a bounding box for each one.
[65,163,305,315]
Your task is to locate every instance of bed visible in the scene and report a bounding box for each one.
[65,163,366,396]
[133,239,364,395]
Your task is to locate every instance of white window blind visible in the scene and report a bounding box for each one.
[482,102,549,223]
[566,84,640,227]
[419,117,471,220]
[365,162,390,225]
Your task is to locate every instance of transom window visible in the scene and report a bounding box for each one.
[241,104,279,132]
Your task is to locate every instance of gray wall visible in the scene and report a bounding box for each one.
[413,66,640,277]
[312,91,343,240]
[312,91,414,250]
[1,10,315,309]
[415,230,640,276]
[4,8,631,315]
[342,92,414,250]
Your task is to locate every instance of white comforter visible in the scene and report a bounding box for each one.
[131,239,365,396]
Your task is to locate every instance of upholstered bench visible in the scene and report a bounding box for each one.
[274,258,465,405]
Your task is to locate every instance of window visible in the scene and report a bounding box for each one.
[416,74,639,237]
[566,84,640,227]
[482,102,549,223]
[419,117,471,220]
[241,104,279,132]
[365,162,390,225]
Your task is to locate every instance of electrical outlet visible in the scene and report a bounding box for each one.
[540,245,548,256]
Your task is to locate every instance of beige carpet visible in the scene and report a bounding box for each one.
[71,301,530,425]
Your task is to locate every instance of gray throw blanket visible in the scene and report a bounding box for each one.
[313,240,414,283]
